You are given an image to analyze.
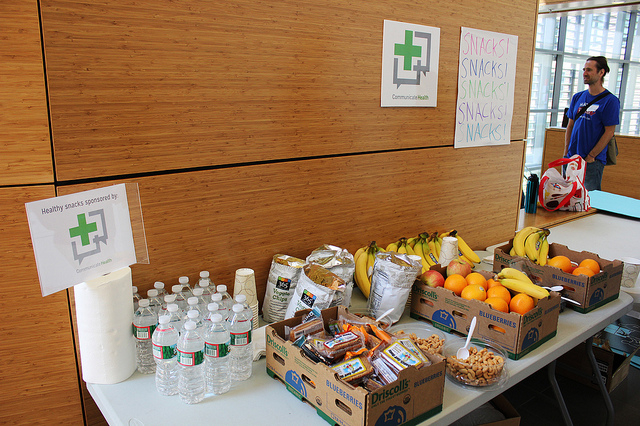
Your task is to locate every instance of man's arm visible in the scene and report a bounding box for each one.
[586,125,616,163]
[564,118,574,157]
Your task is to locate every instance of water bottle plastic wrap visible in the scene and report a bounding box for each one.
[262,254,306,323]
[306,244,356,308]
[284,263,345,319]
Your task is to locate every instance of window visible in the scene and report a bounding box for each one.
[527,10,639,178]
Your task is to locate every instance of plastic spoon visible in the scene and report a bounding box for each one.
[542,286,580,305]
[457,316,477,359]
[375,308,394,323]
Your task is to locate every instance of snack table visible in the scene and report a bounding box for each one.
[87,212,638,425]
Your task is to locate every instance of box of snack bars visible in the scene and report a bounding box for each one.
[410,267,561,360]
[493,241,623,313]
[265,306,446,426]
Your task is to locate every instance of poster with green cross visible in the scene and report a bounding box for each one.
[381,20,440,107]
[25,184,137,296]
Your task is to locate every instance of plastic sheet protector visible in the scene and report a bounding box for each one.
[589,190,640,219]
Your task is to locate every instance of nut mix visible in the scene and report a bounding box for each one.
[447,346,504,386]
[409,333,445,355]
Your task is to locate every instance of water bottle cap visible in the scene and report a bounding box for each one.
[154,281,165,290]
[167,303,178,312]
[187,296,198,306]
[184,320,196,330]
[235,294,247,303]
[211,314,223,323]
[208,302,219,312]
[216,284,227,292]
[200,271,209,278]
[147,289,158,297]
[139,299,150,307]
[164,294,176,303]
[192,288,204,296]
[158,315,170,324]
[211,293,222,302]
[171,285,182,293]
[132,286,138,293]
[187,310,199,319]
[179,276,189,284]
[198,281,209,288]
[232,304,243,313]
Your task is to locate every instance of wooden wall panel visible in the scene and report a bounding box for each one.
[0,186,83,425]
[58,141,524,300]
[542,127,640,199]
[41,0,538,181]
[0,0,53,185]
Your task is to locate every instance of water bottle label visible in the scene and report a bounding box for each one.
[230,330,252,346]
[132,324,156,340]
[153,343,177,360]
[204,341,229,358]
[177,349,204,366]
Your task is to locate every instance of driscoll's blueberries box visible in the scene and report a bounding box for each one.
[265,306,446,426]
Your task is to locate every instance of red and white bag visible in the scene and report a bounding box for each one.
[538,155,591,212]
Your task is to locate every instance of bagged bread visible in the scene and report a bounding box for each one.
[306,244,356,308]
[262,254,305,323]
[284,264,345,319]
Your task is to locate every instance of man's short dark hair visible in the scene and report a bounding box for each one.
[587,56,610,75]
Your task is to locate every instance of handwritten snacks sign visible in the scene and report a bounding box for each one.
[455,28,518,148]
[25,184,137,296]
[381,20,440,107]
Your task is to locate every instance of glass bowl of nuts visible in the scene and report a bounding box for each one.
[387,322,446,355]
[443,337,508,389]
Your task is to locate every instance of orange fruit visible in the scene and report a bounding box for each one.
[465,272,488,290]
[486,278,501,289]
[485,297,509,313]
[487,285,512,305]
[572,266,595,277]
[444,274,468,296]
[548,255,573,273]
[510,293,535,315]
[461,284,487,301]
[579,258,600,275]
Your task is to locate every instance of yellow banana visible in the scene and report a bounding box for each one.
[513,226,540,257]
[354,246,371,298]
[499,277,549,300]
[426,238,439,265]
[459,255,474,267]
[524,231,542,262]
[537,236,549,266]
[405,242,416,256]
[497,267,535,286]
[386,241,399,252]
[509,246,516,256]
[413,240,431,273]
[407,236,418,249]
[421,237,436,267]
[397,244,407,254]
[354,246,366,263]
[454,232,480,263]
[366,249,376,279]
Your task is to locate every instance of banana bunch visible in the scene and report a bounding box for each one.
[354,241,384,298]
[511,226,551,265]
[496,267,549,299]
[439,229,481,266]
[385,233,438,274]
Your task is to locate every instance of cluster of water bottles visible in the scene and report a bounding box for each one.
[131,271,254,404]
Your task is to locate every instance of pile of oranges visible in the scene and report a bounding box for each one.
[547,255,600,277]
[443,272,535,315]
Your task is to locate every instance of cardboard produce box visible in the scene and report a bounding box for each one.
[493,241,623,313]
[265,306,446,426]
[410,268,561,359]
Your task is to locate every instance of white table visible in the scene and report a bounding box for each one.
[88,212,638,425]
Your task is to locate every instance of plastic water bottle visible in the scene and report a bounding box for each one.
[177,320,205,404]
[133,299,157,374]
[216,285,234,311]
[172,284,188,311]
[229,303,253,381]
[147,289,162,315]
[182,309,205,336]
[152,315,179,396]
[205,302,226,326]
[154,281,166,297]
[132,286,141,312]
[184,297,201,322]
[191,288,208,316]
[210,293,229,321]
[198,271,214,298]
[160,294,177,316]
[235,294,255,330]
[204,314,231,395]
[166,303,184,334]
[179,276,193,298]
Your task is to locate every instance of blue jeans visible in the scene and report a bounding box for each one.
[584,160,605,191]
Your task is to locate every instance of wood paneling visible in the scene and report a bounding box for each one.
[0,186,83,425]
[41,0,538,181]
[0,0,53,185]
[542,127,640,199]
[58,141,525,300]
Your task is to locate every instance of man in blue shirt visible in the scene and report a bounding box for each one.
[564,56,620,191]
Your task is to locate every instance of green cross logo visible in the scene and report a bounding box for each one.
[394,30,422,71]
[69,213,98,246]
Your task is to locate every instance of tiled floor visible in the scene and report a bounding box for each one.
[502,352,640,425]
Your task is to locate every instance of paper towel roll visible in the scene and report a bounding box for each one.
[74,267,136,384]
